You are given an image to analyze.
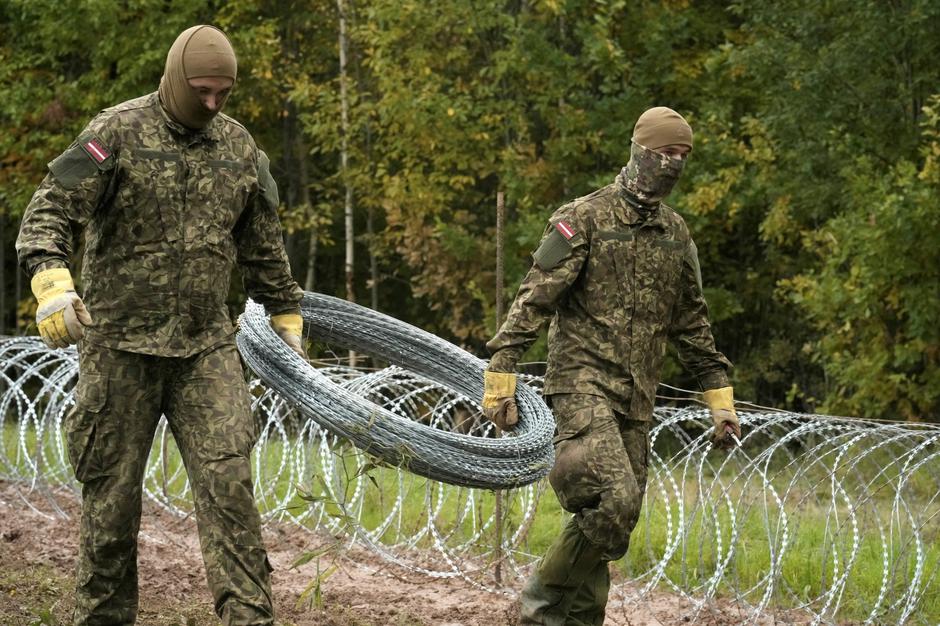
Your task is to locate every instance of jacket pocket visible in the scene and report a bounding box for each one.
[114,150,182,245]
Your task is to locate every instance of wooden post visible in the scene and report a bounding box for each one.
[494,191,505,584]
[1,215,6,334]
[496,192,505,329]
[15,254,22,335]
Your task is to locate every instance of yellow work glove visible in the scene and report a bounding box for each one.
[703,386,741,450]
[482,370,518,431]
[270,313,305,359]
[31,268,92,349]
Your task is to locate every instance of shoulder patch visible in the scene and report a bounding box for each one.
[533,223,582,271]
[686,240,703,292]
[257,150,279,208]
[554,220,577,240]
[48,135,114,190]
[81,138,111,164]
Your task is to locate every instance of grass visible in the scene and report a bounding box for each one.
[0,563,70,626]
[4,419,940,624]
[614,468,940,624]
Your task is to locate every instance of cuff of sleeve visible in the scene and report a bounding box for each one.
[487,348,521,373]
[29,259,69,278]
[699,370,731,392]
[265,304,302,317]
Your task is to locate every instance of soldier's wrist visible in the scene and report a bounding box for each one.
[486,349,519,373]
[699,371,731,391]
[30,260,69,278]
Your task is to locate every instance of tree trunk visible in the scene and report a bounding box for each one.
[367,205,377,311]
[299,131,316,293]
[1,216,6,334]
[349,0,378,312]
[338,0,356,365]
[338,0,353,305]
[15,258,22,335]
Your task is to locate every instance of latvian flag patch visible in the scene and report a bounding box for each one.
[554,220,576,240]
[81,138,111,164]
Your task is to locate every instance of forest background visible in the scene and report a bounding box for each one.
[1,0,938,422]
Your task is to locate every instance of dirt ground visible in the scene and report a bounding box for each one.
[0,479,751,626]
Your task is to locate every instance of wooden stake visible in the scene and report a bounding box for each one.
[494,191,505,585]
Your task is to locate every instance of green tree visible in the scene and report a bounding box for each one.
[782,99,940,420]
[1,1,937,419]
[724,0,940,418]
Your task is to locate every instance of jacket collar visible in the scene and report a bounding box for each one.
[154,92,222,143]
[612,172,666,229]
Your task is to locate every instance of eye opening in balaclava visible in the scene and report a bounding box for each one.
[158,25,237,130]
[619,107,693,214]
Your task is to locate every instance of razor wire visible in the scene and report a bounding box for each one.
[236,292,555,490]
[2,333,940,625]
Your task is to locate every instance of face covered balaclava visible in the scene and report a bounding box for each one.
[619,106,693,214]
[158,25,237,130]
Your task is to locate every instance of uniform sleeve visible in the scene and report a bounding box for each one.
[234,149,303,316]
[485,213,589,372]
[15,119,118,277]
[670,238,732,390]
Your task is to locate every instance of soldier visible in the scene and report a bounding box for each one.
[16,25,304,625]
[482,107,741,625]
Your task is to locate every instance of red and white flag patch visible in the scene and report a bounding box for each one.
[554,220,576,240]
[81,138,111,164]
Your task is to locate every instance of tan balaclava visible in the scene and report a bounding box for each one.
[633,106,693,151]
[620,107,693,212]
[158,25,237,130]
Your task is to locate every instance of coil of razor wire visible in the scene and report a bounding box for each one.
[235,292,555,490]
[2,333,940,624]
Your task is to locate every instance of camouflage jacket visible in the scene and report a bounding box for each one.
[16,92,302,357]
[487,173,732,420]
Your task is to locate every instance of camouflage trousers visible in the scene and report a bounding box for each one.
[520,393,649,625]
[66,340,273,626]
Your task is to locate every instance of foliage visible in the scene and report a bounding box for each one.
[1,1,938,418]
[780,97,940,420]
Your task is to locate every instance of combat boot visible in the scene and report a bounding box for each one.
[518,517,606,625]
[567,559,611,625]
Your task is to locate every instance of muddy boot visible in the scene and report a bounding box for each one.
[519,517,605,625]
[567,560,611,626]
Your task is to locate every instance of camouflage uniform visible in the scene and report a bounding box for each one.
[16,92,302,625]
[487,171,731,625]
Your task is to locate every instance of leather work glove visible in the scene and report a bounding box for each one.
[703,386,741,450]
[31,268,93,349]
[270,313,306,360]
[482,370,518,431]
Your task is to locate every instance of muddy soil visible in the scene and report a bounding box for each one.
[0,480,749,625]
